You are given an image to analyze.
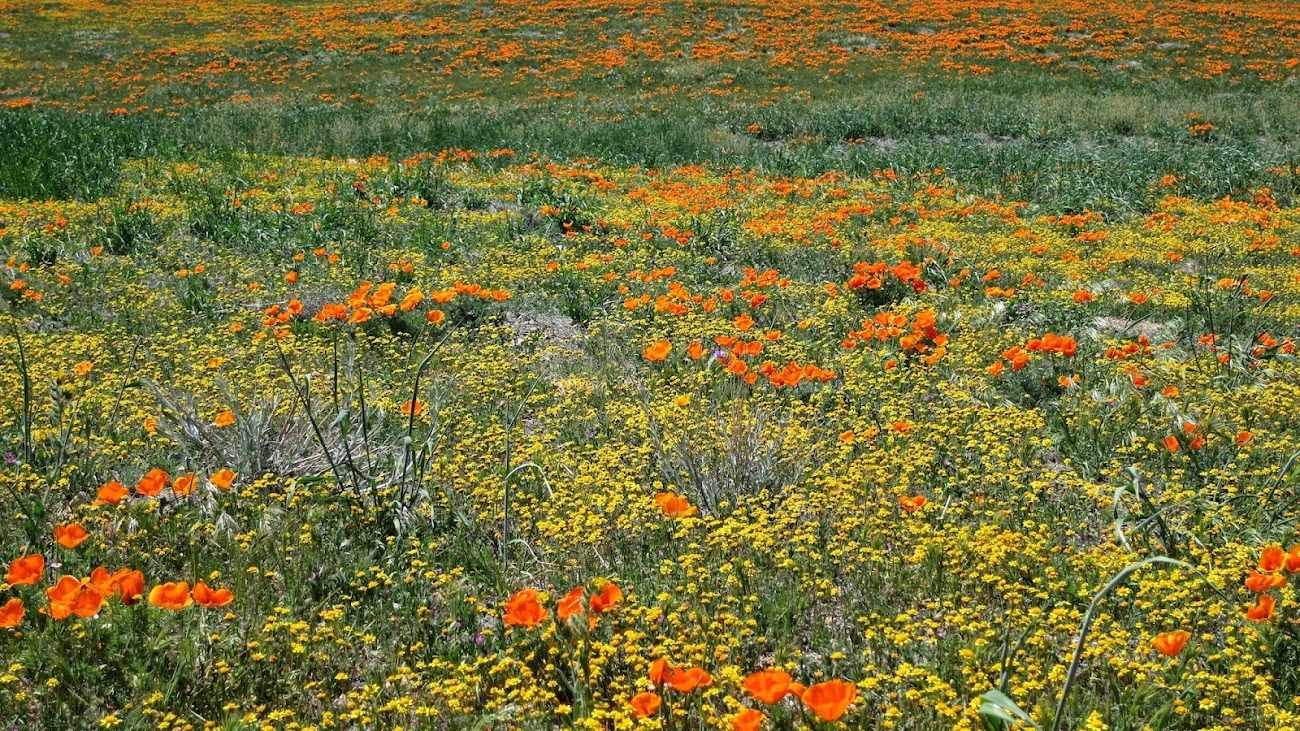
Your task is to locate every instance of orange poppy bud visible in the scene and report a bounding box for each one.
[53,523,90,549]
[149,582,194,610]
[743,669,794,704]
[192,580,235,608]
[0,598,23,628]
[1151,630,1190,657]
[630,691,661,718]
[5,554,44,585]
[802,679,858,721]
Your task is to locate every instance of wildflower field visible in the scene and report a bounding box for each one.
[3,1,1300,729]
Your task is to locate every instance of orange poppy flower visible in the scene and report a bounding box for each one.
[1151,630,1190,657]
[87,567,116,596]
[213,411,236,428]
[135,468,168,497]
[655,492,698,518]
[1162,435,1179,453]
[1246,594,1276,622]
[557,586,585,621]
[733,708,764,731]
[97,480,129,505]
[665,666,712,692]
[5,554,44,585]
[503,588,545,627]
[687,342,706,360]
[1245,569,1287,593]
[192,580,235,608]
[114,569,145,604]
[1286,546,1300,574]
[209,469,237,490]
[54,523,90,549]
[0,598,22,628]
[899,495,927,514]
[70,586,105,618]
[173,473,197,495]
[643,340,672,361]
[1236,430,1253,446]
[630,691,661,718]
[743,669,794,704]
[802,679,857,721]
[149,582,193,610]
[46,575,103,619]
[590,582,622,614]
[1260,545,1286,572]
[649,658,669,686]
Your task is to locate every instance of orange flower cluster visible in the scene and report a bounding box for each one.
[1244,545,1300,621]
[502,582,623,628]
[845,260,928,294]
[989,333,1078,375]
[844,309,948,364]
[633,665,857,725]
[309,280,508,327]
[96,469,237,505]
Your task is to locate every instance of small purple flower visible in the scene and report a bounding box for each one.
[3,454,15,465]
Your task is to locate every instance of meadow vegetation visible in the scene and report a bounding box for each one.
[1,1,1300,730]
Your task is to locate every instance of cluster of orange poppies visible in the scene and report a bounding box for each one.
[1244,544,1300,622]
[988,333,1078,375]
[501,582,623,628]
[307,280,508,329]
[1,553,233,627]
[631,665,858,726]
[96,468,237,505]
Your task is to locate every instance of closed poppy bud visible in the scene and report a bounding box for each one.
[1260,545,1286,572]
[192,580,234,608]
[802,679,857,721]
[149,582,193,610]
[0,598,23,628]
[53,524,89,549]
[1151,630,1190,657]
[5,554,44,585]
[1246,594,1276,621]
[630,691,661,718]
[743,669,794,704]
[733,708,764,731]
